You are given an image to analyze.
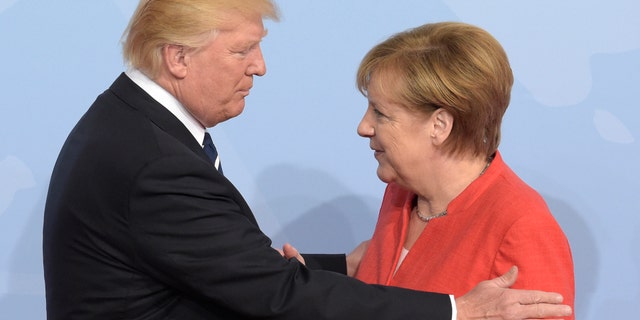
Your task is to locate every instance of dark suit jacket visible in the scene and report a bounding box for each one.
[43,73,451,319]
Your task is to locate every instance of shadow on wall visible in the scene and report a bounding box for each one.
[544,195,598,319]
[253,164,380,254]
[272,195,380,254]
[594,222,640,318]
[0,188,47,319]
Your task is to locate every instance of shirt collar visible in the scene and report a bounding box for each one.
[125,68,206,146]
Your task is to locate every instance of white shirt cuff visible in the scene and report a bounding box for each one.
[450,295,457,320]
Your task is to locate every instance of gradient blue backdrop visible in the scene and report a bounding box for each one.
[1,0,638,318]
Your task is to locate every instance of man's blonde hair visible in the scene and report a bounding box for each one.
[122,0,279,78]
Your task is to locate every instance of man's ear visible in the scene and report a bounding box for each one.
[430,108,454,146]
[162,44,188,79]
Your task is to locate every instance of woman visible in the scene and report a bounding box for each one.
[353,22,575,318]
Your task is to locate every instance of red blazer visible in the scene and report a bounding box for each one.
[355,151,575,319]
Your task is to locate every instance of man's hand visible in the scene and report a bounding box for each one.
[276,243,306,265]
[456,266,572,320]
[346,240,370,277]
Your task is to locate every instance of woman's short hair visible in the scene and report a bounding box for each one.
[356,22,514,158]
[122,0,279,79]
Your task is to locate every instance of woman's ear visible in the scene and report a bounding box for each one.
[162,44,188,79]
[430,109,454,146]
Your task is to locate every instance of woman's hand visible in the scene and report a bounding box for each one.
[346,240,370,277]
[276,243,306,265]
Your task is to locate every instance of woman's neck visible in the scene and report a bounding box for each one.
[413,154,491,217]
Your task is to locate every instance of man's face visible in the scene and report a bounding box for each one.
[178,12,267,127]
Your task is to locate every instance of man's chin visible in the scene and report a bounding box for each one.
[231,102,246,117]
[223,100,247,119]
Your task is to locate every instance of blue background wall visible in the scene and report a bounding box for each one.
[1,0,638,318]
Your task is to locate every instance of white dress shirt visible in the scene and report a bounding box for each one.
[125,68,207,147]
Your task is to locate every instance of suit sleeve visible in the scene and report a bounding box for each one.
[302,254,347,274]
[128,154,452,319]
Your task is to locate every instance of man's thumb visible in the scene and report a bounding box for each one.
[493,266,518,288]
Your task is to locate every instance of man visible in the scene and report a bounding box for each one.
[43,0,572,319]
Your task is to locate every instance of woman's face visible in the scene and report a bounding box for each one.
[357,75,434,186]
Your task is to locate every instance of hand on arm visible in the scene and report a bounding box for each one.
[455,266,572,320]
[276,239,369,276]
[277,243,306,265]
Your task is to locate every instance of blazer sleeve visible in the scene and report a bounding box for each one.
[127,153,452,319]
[493,212,575,319]
[302,254,347,274]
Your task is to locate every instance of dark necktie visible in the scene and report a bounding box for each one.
[203,132,223,174]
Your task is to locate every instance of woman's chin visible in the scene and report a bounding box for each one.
[376,169,395,184]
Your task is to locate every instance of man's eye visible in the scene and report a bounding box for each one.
[234,43,259,56]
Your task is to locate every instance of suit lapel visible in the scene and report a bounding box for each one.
[107,73,259,225]
[108,73,210,164]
